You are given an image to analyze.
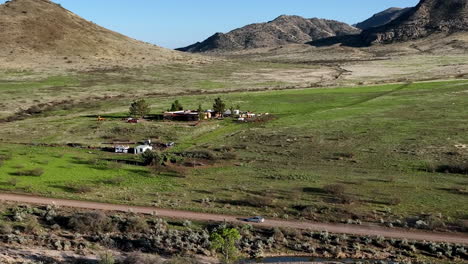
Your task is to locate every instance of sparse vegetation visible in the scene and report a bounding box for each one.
[68,211,116,234]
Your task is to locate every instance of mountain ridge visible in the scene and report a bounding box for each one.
[363,0,468,44]
[177,15,361,52]
[355,7,412,30]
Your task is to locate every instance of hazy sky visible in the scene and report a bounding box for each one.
[2,0,419,49]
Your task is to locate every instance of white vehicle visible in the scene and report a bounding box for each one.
[245,216,265,223]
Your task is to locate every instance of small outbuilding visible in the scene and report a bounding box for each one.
[115,145,130,153]
[135,145,153,155]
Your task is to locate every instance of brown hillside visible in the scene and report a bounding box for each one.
[0,0,198,70]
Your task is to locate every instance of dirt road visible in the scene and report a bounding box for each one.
[0,193,467,245]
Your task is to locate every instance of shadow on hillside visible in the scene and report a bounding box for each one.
[308,34,370,48]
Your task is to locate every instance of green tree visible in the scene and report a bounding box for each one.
[197,104,205,120]
[170,100,183,111]
[129,99,150,118]
[210,227,241,263]
[213,97,226,115]
[141,151,163,166]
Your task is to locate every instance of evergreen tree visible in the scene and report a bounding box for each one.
[213,97,226,115]
[170,100,183,111]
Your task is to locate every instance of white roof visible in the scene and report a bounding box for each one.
[136,145,152,149]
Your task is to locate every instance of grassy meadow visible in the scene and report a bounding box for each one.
[0,78,467,225]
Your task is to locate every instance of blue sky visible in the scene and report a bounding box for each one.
[3,0,419,49]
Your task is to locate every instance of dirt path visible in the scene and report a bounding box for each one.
[0,193,467,245]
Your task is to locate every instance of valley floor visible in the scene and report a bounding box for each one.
[0,80,467,232]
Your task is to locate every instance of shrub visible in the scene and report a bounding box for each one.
[141,151,163,166]
[7,178,20,186]
[11,168,44,177]
[123,217,149,233]
[221,152,238,160]
[99,252,115,264]
[122,253,163,264]
[388,197,402,206]
[436,163,468,175]
[68,211,116,234]
[103,177,125,185]
[337,194,356,204]
[323,184,346,195]
[67,184,94,194]
[0,222,13,234]
[0,153,12,161]
[245,196,275,208]
[24,216,42,234]
[180,150,217,160]
[422,162,468,174]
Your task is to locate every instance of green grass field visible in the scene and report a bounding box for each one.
[0,80,467,224]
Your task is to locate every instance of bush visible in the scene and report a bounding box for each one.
[122,253,163,264]
[103,177,125,185]
[221,152,238,160]
[0,222,13,234]
[11,168,44,177]
[180,150,217,160]
[123,217,149,233]
[245,196,275,208]
[24,216,42,234]
[0,153,12,161]
[99,252,115,264]
[67,184,94,194]
[422,162,468,174]
[7,178,20,186]
[388,197,402,206]
[141,151,163,166]
[323,184,346,195]
[436,163,468,174]
[68,211,116,234]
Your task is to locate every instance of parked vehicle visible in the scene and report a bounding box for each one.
[245,216,265,223]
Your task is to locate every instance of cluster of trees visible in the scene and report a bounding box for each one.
[168,97,228,114]
[129,97,236,119]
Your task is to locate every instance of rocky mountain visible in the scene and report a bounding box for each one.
[355,7,411,30]
[363,0,468,44]
[177,15,361,52]
[0,0,192,69]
